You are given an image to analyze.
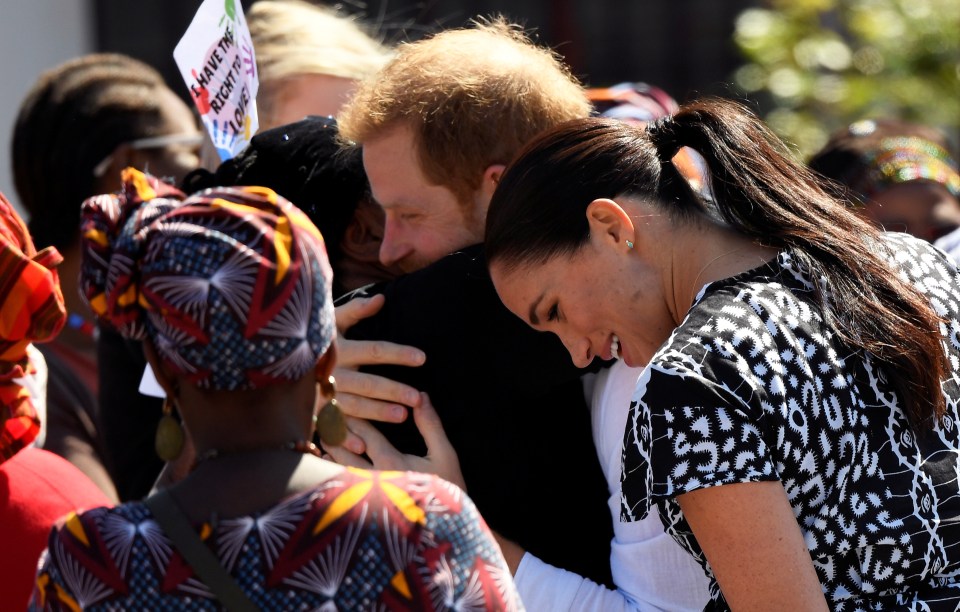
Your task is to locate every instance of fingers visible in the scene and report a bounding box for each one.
[324,443,373,470]
[342,431,367,455]
[335,295,385,333]
[335,369,423,409]
[413,393,466,490]
[346,417,406,470]
[413,393,453,456]
[337,337,426,370]
[337,392,408,423]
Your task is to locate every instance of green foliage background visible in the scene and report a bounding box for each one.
[732,0,960,159]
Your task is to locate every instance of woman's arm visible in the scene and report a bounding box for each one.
[677,480,828,611]
[328,397,658,612]
[514,552,655,612]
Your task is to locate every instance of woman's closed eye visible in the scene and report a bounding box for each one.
[547,303,560,322]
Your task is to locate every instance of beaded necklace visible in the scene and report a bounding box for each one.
[194,439,322,466]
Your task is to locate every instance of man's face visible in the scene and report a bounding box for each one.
[362,123,485,273]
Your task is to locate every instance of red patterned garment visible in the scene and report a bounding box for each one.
[31,467,522,610]
[0,191,65,462]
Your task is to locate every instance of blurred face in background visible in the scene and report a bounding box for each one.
[260,74,357,129]
[97,89,202,190]
[864,181,960,243]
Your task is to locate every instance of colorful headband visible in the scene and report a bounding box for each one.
[0,191,66,463]
[867,136,960,198]
[80,168,335,391]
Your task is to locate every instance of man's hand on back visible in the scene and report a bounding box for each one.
[333,295,426,452]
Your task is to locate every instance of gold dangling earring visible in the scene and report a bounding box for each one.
[155,396,185,461]
[316,375,347,446]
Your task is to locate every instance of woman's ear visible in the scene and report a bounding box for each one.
[141,337,179,399]
[586,198,636,249]
[314,341,338,384]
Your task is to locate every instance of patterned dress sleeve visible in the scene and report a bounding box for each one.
[29,509,101,611]
[620,349,780,523]
[414,474,524,611]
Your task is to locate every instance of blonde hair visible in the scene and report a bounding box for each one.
[337,17,591,202]
[249,1,392,119]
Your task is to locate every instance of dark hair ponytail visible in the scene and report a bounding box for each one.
[486,96,947,429]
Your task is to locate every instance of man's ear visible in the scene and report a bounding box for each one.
[477,164,506,205]
[142,337,178,399]
[585,198,636,249]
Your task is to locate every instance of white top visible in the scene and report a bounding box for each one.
[514,360,711,611]
[21,344,48,448]
[935,227,960,262]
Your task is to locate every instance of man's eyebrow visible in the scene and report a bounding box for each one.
[529,292,545,326]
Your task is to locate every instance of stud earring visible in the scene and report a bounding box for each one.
[155,396,185,461]
[626,240,635,249]
[316,376,347,446]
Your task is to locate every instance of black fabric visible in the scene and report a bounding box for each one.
[96,328,163,501]
[342,244,614,587]
[37,344,117,499]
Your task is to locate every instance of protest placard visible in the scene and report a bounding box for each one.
[174,0,259,161]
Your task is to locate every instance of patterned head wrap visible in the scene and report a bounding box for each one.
[80,168,335,391]
[0,191,66,463]
[866,136,960,199]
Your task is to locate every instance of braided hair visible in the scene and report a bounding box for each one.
[12,53,175,250]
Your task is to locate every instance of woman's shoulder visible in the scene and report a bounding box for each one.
[309,468,495,548]
[880,231,960,284]
[46,500,149,545]
[319,467,476,518]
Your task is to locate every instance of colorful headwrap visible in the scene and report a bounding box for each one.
[866,136,960,199]
[0,192,66,463]
[80,168,335,391]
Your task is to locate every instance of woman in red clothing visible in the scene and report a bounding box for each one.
[0,191,111,608]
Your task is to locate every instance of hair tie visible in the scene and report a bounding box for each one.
[646,115,680,162]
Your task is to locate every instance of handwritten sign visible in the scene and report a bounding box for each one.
[174,0,259,161]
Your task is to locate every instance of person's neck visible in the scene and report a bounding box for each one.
[667,223,779,323]
[178,378,318,458]
[168,381,340,521]
[171,450,343,522]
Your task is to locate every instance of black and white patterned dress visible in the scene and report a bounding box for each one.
[621,233,960,611]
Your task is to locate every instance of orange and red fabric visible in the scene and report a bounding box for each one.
[0,191,66,464]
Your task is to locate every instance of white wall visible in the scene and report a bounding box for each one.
[0,0,94,218]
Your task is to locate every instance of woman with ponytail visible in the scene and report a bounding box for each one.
[485,97,960,610]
